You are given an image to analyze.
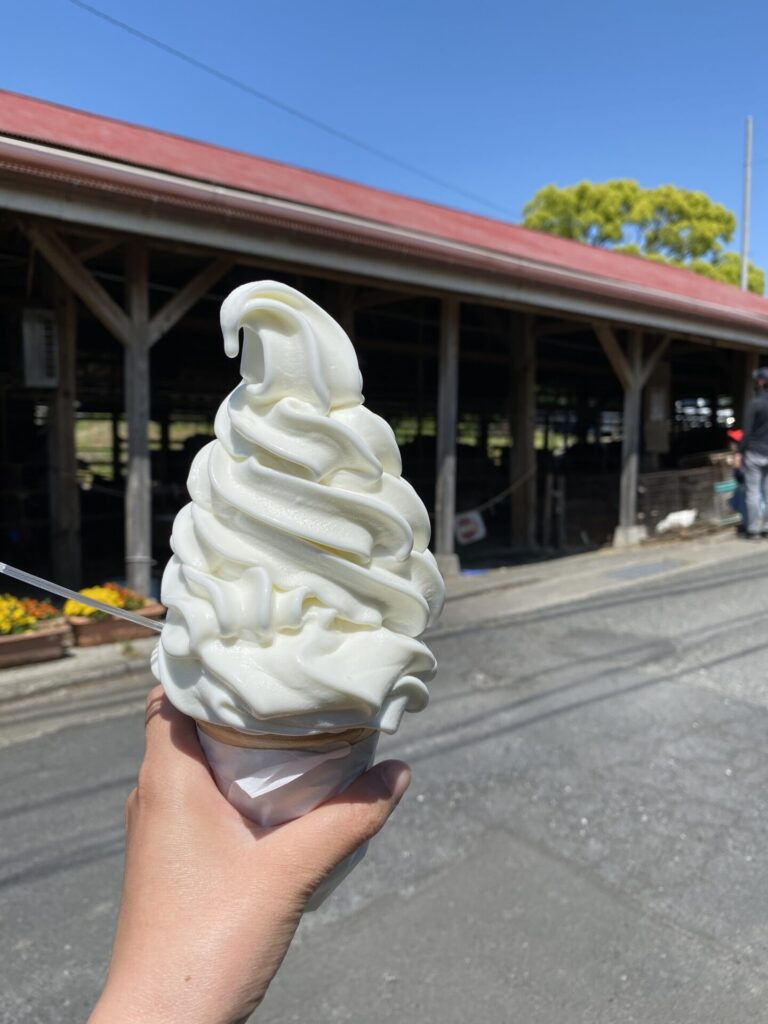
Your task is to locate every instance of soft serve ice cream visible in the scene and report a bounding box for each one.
[152,281,444,736]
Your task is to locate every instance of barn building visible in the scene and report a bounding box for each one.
[1,90,767,594]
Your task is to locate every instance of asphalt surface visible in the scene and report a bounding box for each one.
[3,545,768,1022]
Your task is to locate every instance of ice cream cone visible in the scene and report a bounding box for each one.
[195,720,375,750]
[195,717,380,910]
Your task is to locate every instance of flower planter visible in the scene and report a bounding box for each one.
[67,602,165,647]
[0,621,71,670]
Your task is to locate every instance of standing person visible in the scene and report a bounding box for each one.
[726,428,747,533]
[741,366,768,538]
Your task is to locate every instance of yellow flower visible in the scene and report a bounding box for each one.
[0,595,36,635]
[64,586,123,619]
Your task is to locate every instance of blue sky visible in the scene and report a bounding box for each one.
[3,0,768,270]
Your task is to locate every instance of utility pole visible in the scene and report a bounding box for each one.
[740,114,753,291]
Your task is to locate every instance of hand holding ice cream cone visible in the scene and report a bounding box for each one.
[89,687,410,1024]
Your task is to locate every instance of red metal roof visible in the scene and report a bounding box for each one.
[2,87,768,328]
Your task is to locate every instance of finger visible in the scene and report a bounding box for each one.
[274,760,411,883]
[141,686,213,787]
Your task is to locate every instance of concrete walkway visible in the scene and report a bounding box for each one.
[439,531,754,633]
[3,531,768,1022]
[0,531,755,706]
[0,635,156,704]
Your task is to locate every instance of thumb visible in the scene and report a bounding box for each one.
[275,760,411,885]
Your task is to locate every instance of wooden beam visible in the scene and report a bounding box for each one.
[594,323,632,391]
[434,296,460,574]
[48,282,81,587]
[19,221,132,345]
[353,289,414,311]
[76,237,122,263]
[639,333,672,388]
[148,256,232,346]
[510,313,537,548]
[124,242,153,596]
[536,320,592,339]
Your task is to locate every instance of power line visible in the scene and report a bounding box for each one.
[66,0,516,218]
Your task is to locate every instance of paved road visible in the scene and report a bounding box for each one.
[3,548,768,1022]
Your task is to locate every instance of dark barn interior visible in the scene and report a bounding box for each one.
[2,222,764,590]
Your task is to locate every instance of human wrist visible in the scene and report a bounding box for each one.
[90,974,251,1024]
[89,982,201,1024]
[89,986,170,1024]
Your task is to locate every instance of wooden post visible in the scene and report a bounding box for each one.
[731,351,745,426]
[594,325,671,547]
[111,410,121,482]
[125,243,152,596]
[542,473,553,548]
[338,283,356,339]
[435,296,460,576]
[49,282,81,586]
[23,222,233,591]
[160,415,170,482]
[555,475,566,548]
[510,313,537,548]
[616,331,643,546]
[743,350,759,421]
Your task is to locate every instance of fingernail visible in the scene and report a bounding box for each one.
[380,761,411,802]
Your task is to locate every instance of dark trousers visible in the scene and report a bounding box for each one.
[744,451,768,534]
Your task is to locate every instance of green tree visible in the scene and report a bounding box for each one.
[522,179,764,294]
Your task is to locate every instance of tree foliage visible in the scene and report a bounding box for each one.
[522,180,764,294]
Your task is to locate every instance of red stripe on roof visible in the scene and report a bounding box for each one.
[1,87,768,320]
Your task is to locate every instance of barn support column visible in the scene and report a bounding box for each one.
[20,219,231,591]
[617,332,643,547]
[435,296,460,576]
[111,411,122,482]
[743,350,760,422]
[48,282,81,587]
[730,350,757,428]
[510,313,537,548]
[337,283,356,339]
[595,325,670,548]
[124,248,232,593]
[125,243,153,595]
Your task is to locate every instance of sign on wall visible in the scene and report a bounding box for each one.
[22,309,59,389]
[455,510,487,545]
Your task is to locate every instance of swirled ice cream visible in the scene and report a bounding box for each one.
[152,281,444,735]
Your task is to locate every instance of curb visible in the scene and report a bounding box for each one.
[0,637,155,705]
